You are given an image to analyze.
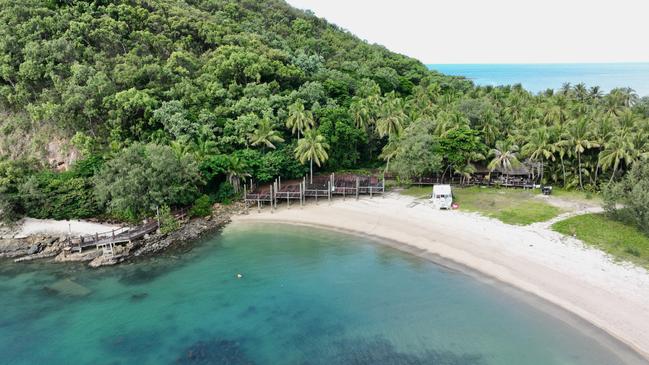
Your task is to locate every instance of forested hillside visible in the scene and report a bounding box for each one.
[1,0,648,223]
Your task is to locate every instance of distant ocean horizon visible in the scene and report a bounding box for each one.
[427,63,649,96]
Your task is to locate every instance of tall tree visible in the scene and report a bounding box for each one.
[248,117,284,151]
[285,102,314,140]
[294,129,329,183]
[488,140,521,181]
[522,127,555,182]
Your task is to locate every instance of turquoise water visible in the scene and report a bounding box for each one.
[0,223,646,364]
[428,63,649,96]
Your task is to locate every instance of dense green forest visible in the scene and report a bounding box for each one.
[1,0,648,224]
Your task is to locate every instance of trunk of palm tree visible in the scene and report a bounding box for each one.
[578,152,583,190]
[310,158,313,184]
[560,155,567,187]
[609,165,618,183]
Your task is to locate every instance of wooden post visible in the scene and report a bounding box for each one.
[270,185,274,213]
[356,177,360,200]
[274,181,278,209]
[327,181,331,203]
[299,180,303,207]
[257,196,261,213]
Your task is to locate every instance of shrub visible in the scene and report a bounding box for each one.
[94,143,202,219]
[604,163,649,235]
[214,182,235,204]
[190,195,213,217]
[159,205,180,234]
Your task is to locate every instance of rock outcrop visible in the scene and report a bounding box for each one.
[4,202,246,268]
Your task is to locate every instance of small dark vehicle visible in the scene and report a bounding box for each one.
[542,186,553,195]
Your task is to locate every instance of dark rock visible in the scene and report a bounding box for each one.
[27,244,41,255]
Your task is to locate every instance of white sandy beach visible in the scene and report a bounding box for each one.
[1,218,121,239]
[233,193,649,360]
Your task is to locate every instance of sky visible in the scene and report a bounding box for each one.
[286,0,649,64]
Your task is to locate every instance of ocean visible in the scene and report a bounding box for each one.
[0,223,645,364]
[428,63,649,96]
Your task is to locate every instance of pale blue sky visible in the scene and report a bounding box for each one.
[287,0,649,64]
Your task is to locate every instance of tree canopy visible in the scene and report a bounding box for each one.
[1,0,648,221]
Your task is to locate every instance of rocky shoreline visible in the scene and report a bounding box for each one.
[0,203,246,268]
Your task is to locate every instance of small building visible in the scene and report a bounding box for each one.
[431,184,453,209]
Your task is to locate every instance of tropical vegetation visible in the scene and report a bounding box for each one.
[1,0,648,223]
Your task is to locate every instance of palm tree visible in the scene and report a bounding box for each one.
[294,129,329,184]
[521,127,555,183]
[379,138,400,174]
[285,102,314,140]
[560,117,599,189]
[248,117,284,151]
[376,99,406,139]
[350,95,378,130]
[488,140,521,182]
[454,163,477,185]
[226,156,251,193]
[599,135,635,183]
[191,137,219,161]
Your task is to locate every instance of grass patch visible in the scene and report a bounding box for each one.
[399,186,562,225]
[454,187,562,225]
[551,187,602,205]
[552,213,649,269]
[400,186,434,199]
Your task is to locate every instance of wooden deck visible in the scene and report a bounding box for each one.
[69,221,159,254]
[243,173,385,210]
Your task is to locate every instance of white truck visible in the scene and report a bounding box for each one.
[430,184,453,209]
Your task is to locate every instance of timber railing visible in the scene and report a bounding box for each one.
[243,173,385,211]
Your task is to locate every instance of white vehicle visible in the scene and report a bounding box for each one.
[430,184,453,209]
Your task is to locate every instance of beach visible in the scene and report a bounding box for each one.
[233,193,649,360]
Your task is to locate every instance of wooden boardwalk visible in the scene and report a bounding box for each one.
[243,173,385,211]
[67,221,160,256]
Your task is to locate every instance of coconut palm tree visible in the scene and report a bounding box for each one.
[454,163,477,185]
[521,127,555,183]
[376,96,406,138]
[294,129,329,184]
[379,138,400,174]
[560,117,599,189]
[285,102,314,140]
[226,156,250,193]
[248,117,284,151]
[488,140,521,181]
[599,135,635,183]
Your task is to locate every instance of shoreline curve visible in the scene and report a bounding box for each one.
[232,194,649,362]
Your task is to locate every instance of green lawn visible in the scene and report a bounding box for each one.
[400,186,562,225]
[552,213,649,269]
[550,187,602,205]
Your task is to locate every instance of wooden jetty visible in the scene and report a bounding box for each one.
[243,173,385,211]
[68,221,160,256]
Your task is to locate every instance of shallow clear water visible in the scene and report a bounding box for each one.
[428,63,649,96]
[0,223,646,365]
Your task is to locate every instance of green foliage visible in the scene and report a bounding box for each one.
[94,143,202,220]
[159,205,180,234]
[603,163,649,235]
[190,195,213,218]
[0,159,40,222]
[18,171,101,220]
[390,120,443,179]
[0,0,647,224]
[214,182,235,204]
